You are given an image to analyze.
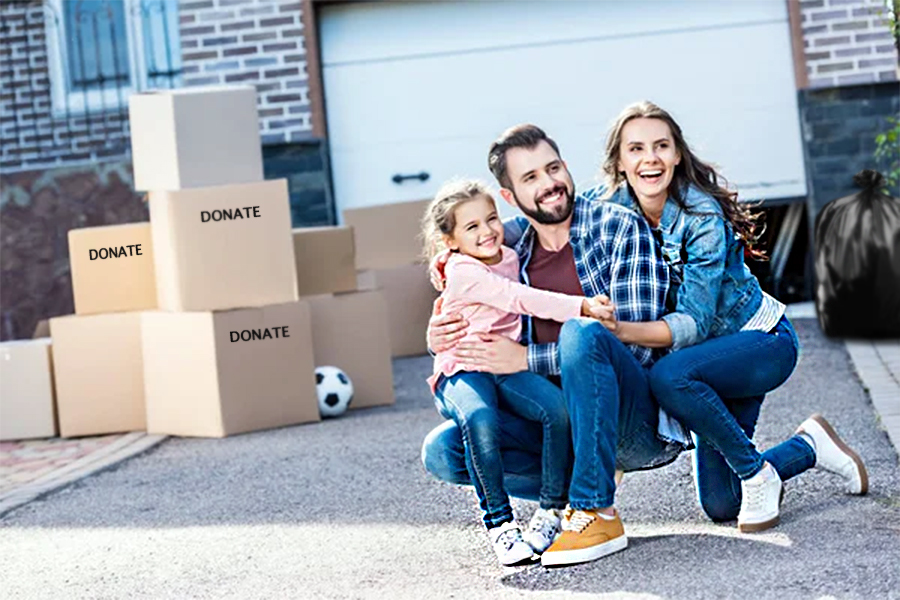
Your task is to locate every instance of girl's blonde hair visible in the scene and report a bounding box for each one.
[421,179,496,261]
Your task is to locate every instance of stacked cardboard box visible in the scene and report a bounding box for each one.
[344,200,439,357]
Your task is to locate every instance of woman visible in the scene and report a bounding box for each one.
[596,101,868,532]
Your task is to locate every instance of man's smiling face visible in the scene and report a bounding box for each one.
[503,140,576,225]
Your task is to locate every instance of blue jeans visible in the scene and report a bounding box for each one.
[650,315,816,521]
[423,319,674,511]
[433,370,571,528]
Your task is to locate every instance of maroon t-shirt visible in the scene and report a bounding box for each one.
[526,241,583,344]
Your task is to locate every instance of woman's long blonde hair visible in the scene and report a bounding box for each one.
[421,179,497,261]
[601,101,767,260]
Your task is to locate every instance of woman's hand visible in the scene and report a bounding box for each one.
[427,297,468,353]
[429,250,451,292]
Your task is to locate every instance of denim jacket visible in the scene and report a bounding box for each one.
[608,183,764,351]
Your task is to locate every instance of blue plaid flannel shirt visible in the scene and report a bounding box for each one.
[507,185,670,375]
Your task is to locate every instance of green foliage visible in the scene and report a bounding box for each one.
[874,116,900,195]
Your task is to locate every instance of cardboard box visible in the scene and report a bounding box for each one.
[68,222,157,315]
[33,319,50,339]
[293,226,357,297]
[357,264,438,357]
[149,179,299,312]
[0,339,57,441]
[142,301,320,438]
[307,290,394,409]
[343,199,430,270]
[128,85,264,191]
[49,313,146,437]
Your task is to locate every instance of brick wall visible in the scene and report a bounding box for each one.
[178,0,313,144]
[0,2,130,173]
[801,0,899,87]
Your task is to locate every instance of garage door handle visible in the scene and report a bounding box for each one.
[392,171,430,184]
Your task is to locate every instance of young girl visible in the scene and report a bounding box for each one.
[597,101,868,532]
[422,178,606,566]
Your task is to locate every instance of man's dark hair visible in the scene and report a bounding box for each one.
[488,124,562,190]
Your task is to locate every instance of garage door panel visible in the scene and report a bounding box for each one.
[322,2,807,215]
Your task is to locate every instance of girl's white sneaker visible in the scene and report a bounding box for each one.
[523,508,562,553]
[489,521,535,566]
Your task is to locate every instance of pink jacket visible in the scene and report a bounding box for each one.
[428,246,584,392]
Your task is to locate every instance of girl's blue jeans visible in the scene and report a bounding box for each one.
[433,370,572,529]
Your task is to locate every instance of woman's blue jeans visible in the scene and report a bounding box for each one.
[433,370,572,528]
[649,315,816,521]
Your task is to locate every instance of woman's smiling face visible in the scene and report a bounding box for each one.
[617,117,682,206]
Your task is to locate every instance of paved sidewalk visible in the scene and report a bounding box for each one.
[0,433,166,516]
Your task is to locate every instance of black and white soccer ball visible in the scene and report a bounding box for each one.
[315,366,354,418]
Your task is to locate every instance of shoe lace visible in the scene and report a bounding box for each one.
[743,476,768,512]
[562,510,596,533]
[529,512,558,539]
[495,527,523,551]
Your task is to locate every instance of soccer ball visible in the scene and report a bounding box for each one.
[315,366,354,418]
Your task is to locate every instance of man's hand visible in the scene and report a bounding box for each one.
[429,250,451,292]
[427,297,468,353]
[454,333,528,374]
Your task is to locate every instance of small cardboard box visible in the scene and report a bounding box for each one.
[149,179,299,312]
[293,226,357,297]
[142,301,320,438]
[0,339,57,441]
[49,313,146,438]
[68,222,157,315]
[357,264,438,357]
[343,199,430,270]
[128,85,263,191]
[307,290,394,409]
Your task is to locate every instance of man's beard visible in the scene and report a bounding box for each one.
[513,183,575,225]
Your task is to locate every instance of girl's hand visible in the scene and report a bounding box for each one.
[581,295,616,321]
[429,250,451,292]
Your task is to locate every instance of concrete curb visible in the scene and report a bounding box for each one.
[0,433,167,517]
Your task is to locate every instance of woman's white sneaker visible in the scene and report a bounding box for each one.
[737,461,783,533]
[488,521,535,566]
[523,508,562,553]
[796,414,869,495]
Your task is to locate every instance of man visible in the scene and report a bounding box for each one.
[422,124,690,567]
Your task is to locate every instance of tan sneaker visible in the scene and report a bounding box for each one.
[540,508,628,567]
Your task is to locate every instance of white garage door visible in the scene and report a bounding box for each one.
[320,0,808,222]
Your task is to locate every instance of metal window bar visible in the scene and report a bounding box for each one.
[0,0,181,172]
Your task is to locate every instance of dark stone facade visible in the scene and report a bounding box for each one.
[799,81,900,231]
[263,140,334,227]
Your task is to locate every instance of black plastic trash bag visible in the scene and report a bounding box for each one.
[814,170,900,339]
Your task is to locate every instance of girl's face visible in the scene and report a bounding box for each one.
[616,117,682,206]
[444,195,505,264]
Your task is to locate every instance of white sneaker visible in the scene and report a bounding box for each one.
[488,521,535,566]
[797,414,868,495]
[737,461,783,533]
[523,508,562,553]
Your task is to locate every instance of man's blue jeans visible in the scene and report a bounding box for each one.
[423,319,671,511]
[649,315,816,521]
[433,370,571,528]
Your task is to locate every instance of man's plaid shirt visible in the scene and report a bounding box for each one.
[508,185,670,375]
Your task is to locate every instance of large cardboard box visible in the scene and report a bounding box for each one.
[49,313,146,437]
[343,199,430,270]
[68,222,157,315]
[0,339,57,441]
[142,301,320,438]
[357,264,438,357]
[293,226,356,297]
[149,179,299,312]
[128,85,263,191]
[307,290,394,409]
